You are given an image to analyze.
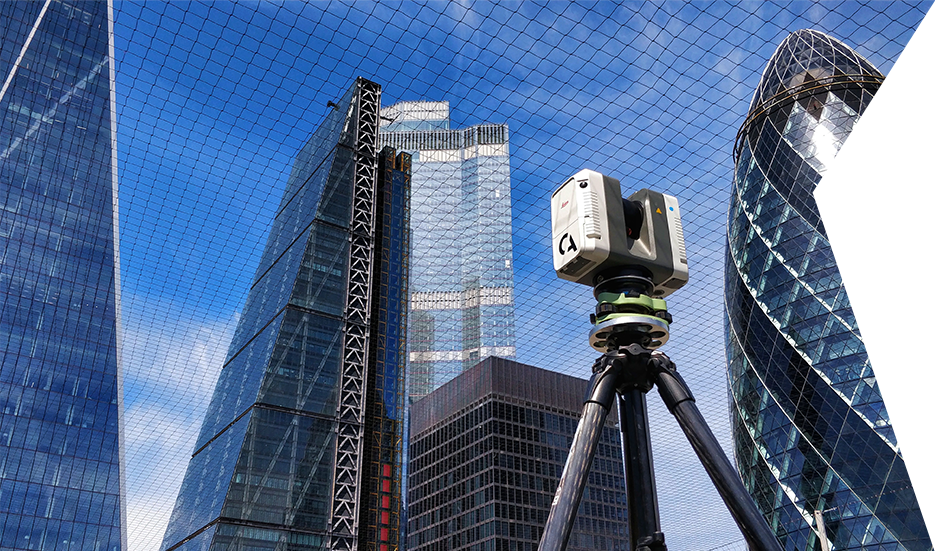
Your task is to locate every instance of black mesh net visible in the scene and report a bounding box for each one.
[91,1,934,549]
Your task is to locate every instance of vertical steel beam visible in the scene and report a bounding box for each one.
[331,78,382,551]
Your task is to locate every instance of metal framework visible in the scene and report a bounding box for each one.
[330,77,382,551]
[732,73,884,160]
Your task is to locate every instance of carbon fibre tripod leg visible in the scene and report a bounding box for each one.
[538,358,620,551]
[537,345,783,551]
[619,389,666,551]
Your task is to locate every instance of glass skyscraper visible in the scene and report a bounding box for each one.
[160,77,410,551]
[0,1,125,550]
[726,30,930,551]
[380,102,515,400]
[407,357,627,551]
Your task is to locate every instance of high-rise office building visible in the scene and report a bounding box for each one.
[0,1,126,549]
[725,30,930,551]
[408,357,627,551]
[380,102,515,400]
[161,78,410,551]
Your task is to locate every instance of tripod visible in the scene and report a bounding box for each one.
[537,272,782,551]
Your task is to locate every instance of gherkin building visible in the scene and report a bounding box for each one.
[725,30,931,551]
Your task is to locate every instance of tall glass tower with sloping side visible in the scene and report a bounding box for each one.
[380,102,515,401]
[0,1,126,549]
[726,30,931,551]
[161,78,410,551]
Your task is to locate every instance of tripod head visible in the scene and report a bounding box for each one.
[589,265,673,353]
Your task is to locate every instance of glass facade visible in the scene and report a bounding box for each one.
[360,147,411,551]
[380,102,515,401]
[725,30,931,551]
[408,357,627,551]
[160,78,410,551]
[0,1,125,550]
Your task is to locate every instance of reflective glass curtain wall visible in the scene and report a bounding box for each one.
[380,102,515,401]
[725,30,931,551]
[361,147,411,551]
[161,78,409,551]
[0,1,125,550]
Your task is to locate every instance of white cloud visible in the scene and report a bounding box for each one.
[121,295,237,551]
[125,403,198,551]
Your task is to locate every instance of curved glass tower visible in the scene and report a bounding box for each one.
[726,30,931,551]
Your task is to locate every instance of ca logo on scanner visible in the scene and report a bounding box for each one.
[550,169,688,296]
[558,233,577,255]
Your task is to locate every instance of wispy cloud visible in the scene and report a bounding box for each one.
[110,2,931,549]
[121,295,236,551]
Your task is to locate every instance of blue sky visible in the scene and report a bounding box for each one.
[108,2,931,549]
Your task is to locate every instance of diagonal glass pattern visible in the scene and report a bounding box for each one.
[160,77,409,551]
[725,29,931,551]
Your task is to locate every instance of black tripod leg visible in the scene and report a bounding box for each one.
[652,360,782,551]
[619,390,666,551]
[538,360,619,551]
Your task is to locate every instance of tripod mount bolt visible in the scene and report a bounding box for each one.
[600,343,656,394]
[636,531,667,551]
